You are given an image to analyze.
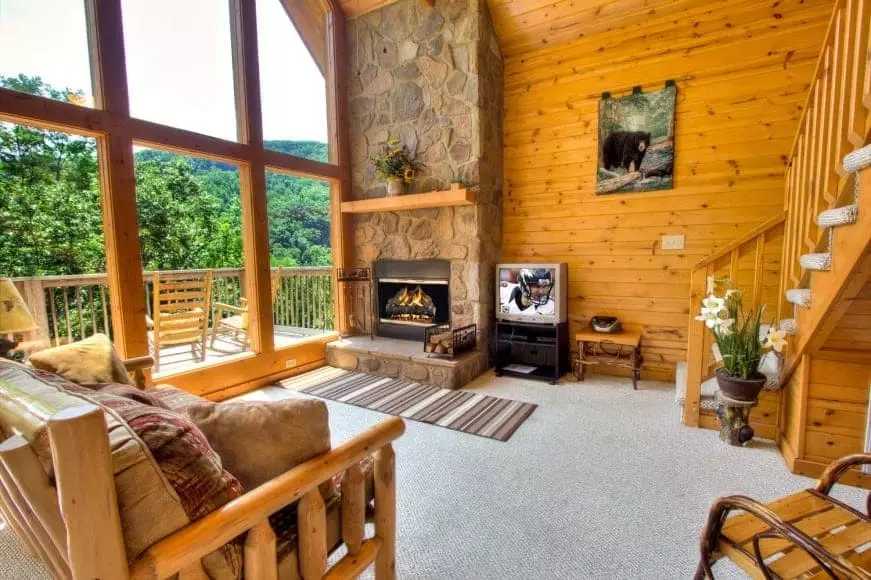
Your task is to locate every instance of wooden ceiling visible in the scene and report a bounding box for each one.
[336,0,748,56]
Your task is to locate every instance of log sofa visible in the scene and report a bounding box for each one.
[0,336,404,580]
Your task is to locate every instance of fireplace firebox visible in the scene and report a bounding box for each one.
[375,260,450,340]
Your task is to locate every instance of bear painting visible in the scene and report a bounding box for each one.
[597,85,676,195]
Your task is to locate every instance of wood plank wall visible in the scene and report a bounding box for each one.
[501,0,834,382]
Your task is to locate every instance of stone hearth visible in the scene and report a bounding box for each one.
[326,336,487,390]
[346,0,504,387]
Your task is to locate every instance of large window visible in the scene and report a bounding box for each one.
[256,0,329,161]
[0,1,94,107]
[121,0,237,140]
[0,0,344,385]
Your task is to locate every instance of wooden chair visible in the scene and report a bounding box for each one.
[696,453,871,579]
[147,270,213,371]
[211,267,282,349]
[0,356,404,579]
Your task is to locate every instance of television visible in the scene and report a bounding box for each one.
[496,263,568,325]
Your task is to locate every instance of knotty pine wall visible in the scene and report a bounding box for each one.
[501,0,834,382]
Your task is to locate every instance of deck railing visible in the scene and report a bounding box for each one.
[12,267,334,346]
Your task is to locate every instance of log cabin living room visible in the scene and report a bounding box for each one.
[0,0,870,578]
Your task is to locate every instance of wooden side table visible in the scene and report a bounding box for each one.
[574,326,643,389]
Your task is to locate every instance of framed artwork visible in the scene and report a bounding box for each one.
[596,83,676,195]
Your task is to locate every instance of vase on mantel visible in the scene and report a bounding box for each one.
[386,178,404,196]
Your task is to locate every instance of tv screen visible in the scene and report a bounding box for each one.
[497,264,567,324]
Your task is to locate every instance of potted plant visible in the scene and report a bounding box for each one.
[370,139,422,196]
[694,279,787,402]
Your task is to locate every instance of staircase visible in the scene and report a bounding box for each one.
[682,0,871,437]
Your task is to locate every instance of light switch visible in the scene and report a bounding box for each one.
[662,234,685,250]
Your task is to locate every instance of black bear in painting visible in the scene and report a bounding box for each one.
[602,131,652,172]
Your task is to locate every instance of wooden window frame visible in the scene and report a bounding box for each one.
[0,0,352,396]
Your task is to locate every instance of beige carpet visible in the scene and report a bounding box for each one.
[2,371,866,578]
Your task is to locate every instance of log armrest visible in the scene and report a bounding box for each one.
[815,453,871,495]
[123,356,154,390]
[698,495,870,579]
[129,416,405,580]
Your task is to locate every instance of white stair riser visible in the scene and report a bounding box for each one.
[786,289,812,308]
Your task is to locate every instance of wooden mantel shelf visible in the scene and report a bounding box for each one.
[340,188,475,214]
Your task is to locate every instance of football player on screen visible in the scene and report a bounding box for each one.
[500,268,555,316]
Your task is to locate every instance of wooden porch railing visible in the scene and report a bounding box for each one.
[11,267,334,347]
[683,214,787,426]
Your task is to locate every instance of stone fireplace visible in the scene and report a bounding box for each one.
[327,0,503,389]
[375,259,450,340]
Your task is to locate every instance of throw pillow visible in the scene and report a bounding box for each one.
[28,333,134,386]
[186,398,331,491]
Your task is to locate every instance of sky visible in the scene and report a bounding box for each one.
[0,0,328,143]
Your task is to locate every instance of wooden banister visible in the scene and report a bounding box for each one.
[130,416,405,580]
[693,212,787,270]
[684,216,786,428]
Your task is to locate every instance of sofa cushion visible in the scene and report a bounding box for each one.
[95,383,173,410]
[150,384,211,413]
[28,333,134,386]
[0,362,243,578]
[185,399,331,491]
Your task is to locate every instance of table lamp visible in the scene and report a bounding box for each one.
[0,279,37,359]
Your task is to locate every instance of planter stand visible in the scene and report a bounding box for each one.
[715,391,757,446]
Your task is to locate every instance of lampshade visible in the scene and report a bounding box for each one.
[0,279,37,334]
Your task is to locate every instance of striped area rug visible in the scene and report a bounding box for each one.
[282,367,537,442]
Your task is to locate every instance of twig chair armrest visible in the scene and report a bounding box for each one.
[129,416,405,580]
[815,453,871,495]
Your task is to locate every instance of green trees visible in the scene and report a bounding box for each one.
[0,75,332,278]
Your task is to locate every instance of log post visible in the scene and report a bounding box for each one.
[48,405,128,579]
[341,464,365,556]
[0,436,66,552]
[374,444,396,580]
[18,279,48,341]
[298,490,327,580]
[244,519,277,580]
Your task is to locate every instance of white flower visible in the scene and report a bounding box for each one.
[695,307,724,328]
[701,295,726,314]
[706,276,716,295]
[763,328,788,353]
[725,289,741,300]
[717,318,736,335]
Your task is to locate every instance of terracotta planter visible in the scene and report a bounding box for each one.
[716,368,765,402]
[386,178,404,196]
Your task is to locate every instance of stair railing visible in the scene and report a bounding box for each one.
[683,213,786,426]
[779,0,870,378]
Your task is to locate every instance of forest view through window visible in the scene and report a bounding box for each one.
[1,75,331,278]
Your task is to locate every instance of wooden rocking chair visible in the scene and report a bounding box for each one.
[146,270,213,371]
[696,453,871,579]
[211,267,282,349]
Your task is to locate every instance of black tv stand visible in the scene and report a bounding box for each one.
[494,321,569,385]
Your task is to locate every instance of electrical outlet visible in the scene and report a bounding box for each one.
[285,358,297,369]
[661,234,685,250]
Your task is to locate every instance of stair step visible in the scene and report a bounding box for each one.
[817,204,859,228]
[799,252,832,271]
[779,318,796,335]
[786,289,812,308]
[843,143,871,173]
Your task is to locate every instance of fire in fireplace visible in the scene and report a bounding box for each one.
[375,260,451,341]
[385,285,437,323]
